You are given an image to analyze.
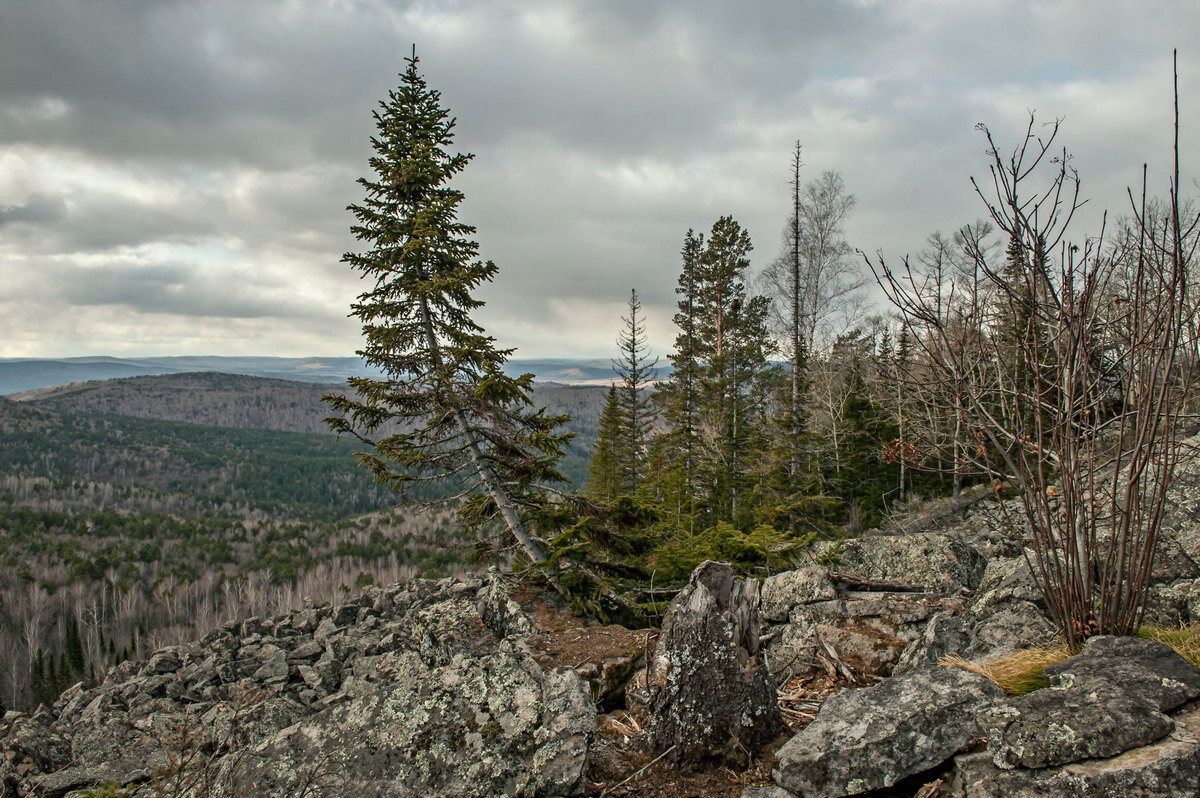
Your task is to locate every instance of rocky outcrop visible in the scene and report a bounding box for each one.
[893,610,971,676]
[772,664,1004,797]
[964,557,1058,660]
[977,636,1200,773]
[763,589,949,680]
[815,532,988,593]
[220,649,593,797]
[1044,636,1200,712]
[645,560,784,766]
[1,574,595,798]
[761,567,839,622]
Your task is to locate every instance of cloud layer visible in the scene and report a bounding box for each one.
[1,0,1195,358]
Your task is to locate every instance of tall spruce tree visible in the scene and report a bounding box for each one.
[612,289,658,495]
[324,51,571,567]
[655,217,772,526]
[653,229,705,530]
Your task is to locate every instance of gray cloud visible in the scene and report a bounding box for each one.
[0,0,1196,358]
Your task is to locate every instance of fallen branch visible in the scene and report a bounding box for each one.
[829,570,926,593]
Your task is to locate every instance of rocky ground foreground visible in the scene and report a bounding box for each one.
[7,463,1200,796]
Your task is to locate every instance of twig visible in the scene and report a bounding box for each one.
[600,744,678,796]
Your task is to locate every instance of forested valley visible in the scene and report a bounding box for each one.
[0,377,604,712]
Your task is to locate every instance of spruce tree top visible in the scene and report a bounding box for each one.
[344,51,502,383]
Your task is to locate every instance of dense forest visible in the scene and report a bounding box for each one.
[0,381,602,712]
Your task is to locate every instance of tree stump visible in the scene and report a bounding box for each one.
[645,560,785,767]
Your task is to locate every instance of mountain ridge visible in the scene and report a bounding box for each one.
[0,356,622,395]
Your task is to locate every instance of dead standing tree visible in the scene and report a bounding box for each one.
[868,62,1195,650]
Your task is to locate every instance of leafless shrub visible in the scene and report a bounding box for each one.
[868,55,1198,649]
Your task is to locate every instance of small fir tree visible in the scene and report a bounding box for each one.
[586,386,623,501]
[612,289,658,495]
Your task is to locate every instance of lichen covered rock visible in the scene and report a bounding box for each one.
[221,651,593,797]
[978,678,1173,770]
[760,567,838,622]
[773,665,1004,797]
[815,532,987,593]
[1044,635,1200,713]
[4,573,595,797]
[952,703,1200,797]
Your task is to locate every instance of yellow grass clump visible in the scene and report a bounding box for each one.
[940,643,1071,696]
[942,622,1200,695]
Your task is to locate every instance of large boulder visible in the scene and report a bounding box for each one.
[893,611,971,676]
[764,592,941,680]
[772,665,1004,797]
[10,573,598,797]
[977,636,1200,772]
[645,561,784,766]
[760,567,838,622]
[978,679,1173,770]
[1044,636,1200,712]
[219,650,593,798]
[964,557,1057,660]
[952,703,1200,797]
[963,601,1058,661]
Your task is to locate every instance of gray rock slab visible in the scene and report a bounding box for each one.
[740,787,799,798]
[773,665,1004,798]
[761,568,838,622]
[952,702,1200,797]
[970,558,1045,615]
[816,533,987,593]
[894,611,970,677]
[978,679,1173,770]
[963,600,1057,661]
[219,652,593,798]
[1044,635,1200,713]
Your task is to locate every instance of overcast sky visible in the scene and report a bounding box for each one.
[0,1,1195,360]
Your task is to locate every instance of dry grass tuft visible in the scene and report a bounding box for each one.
[940,643,1071,695]
[942,623,1200,695]
[1137,622,1200,668]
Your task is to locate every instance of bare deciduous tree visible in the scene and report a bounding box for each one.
[869,61,1196,649]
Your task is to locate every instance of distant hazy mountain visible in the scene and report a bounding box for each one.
[0,356,624,395]
[0,356,179,395]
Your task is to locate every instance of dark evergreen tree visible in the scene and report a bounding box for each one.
[30,648,44,708]
[66,618,85,683]
[324,51,572,567]
[654,217,773,527]
[827,361,899,531]
[612,289,658,495]
[652,230,705,531]
[586,386,623,501]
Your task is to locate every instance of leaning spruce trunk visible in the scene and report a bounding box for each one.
[645,560,785,766]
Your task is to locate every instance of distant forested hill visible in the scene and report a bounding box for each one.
[0,397,396,522]
[13,372,609,487]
